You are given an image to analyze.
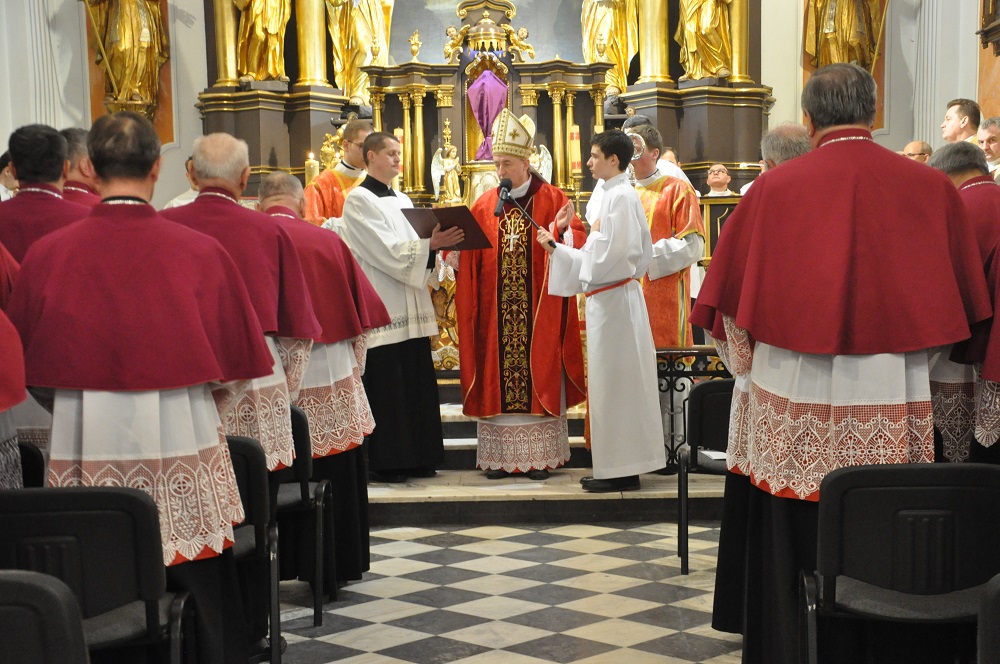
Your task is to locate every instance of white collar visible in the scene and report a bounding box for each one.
[605,172,630,188]
[509,178,531,198]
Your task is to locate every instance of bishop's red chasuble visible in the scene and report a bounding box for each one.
[458,175,587,419]
[304,165,364,225]
[635,175,704,348]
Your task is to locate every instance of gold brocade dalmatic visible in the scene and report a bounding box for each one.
[236,0,291,81]
[675,0,732,81]
[498,204,532,412]
[805,0,882,70]
[581,0,639,93]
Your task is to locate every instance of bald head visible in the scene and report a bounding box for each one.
[902,140,933,163]
[258,172,305,217]
[191,133,250,195]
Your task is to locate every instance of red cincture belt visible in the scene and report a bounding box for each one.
[585,278,637,298]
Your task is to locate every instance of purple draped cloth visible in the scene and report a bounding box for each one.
[468,70,509,161]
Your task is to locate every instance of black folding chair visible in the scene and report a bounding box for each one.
[17,438,45,488]
[801,463,1000,664]
[274,405,332,626]
[227,436,281,664]
[0,569,90,664]
[678,378,734,574]
[0,487,191,664]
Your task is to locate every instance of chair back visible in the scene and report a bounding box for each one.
[0,487,166,627]
[227,435,271,530]
[980,572,1000,663]
[818,464,1000,595]
[685,378,734,471]
[17,439,45,488]
[0,569,90,664]
[288,405,314,502]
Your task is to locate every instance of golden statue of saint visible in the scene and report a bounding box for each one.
[86,0,169,117]
[581,0,639,95]
[805,0,883,70]
[675,0,733,81]
[432,145,463,204]
[325,0,394,105]
[235,0,291,82]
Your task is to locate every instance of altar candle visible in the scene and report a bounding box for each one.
[569,125,582,175]
[304,152,319,185]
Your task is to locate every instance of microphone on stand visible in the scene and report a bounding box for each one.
[493,178,513,217]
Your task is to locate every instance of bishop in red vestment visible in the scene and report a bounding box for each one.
[0,124,88,262]
[458,109,587,480]
[60,127,102,207]
[0,274,25,489]
[161,133,322,472]
[692,65,991,663]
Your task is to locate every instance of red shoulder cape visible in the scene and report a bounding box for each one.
[7,204,274,390]
[0,309,25,411]
[267,207,390,343]
[161,189,321,339]
[63,181,102,208]
[457,175,587,417]
[0,241,19,309]
[0,185,89,262]
[691,129,991,354]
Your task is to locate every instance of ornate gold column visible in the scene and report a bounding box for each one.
[400,93,413,192]
[550,87,566,189]
[370,92,384,131]
[564,92,576,182]
[728,0,754,84]
[410,90,427,193]
[295,0,330,86]
[212,0,239,86]
[637,0,673,84]
[590,88,606,132]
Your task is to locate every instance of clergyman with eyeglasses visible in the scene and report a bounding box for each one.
[304,119,373,226]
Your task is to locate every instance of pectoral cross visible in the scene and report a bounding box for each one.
[504,231,521,252]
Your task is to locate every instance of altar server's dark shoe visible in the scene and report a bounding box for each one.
[581,475,640,493]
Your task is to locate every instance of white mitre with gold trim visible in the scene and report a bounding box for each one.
[491,108,535,159]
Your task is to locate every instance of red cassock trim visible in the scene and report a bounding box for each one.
[457,177,587,418]
[268,207,390,343]
[161,189,322,340]
[691,129,991,355]
[7,204,274,390]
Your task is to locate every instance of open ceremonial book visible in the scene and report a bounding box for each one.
[402,206,492,250]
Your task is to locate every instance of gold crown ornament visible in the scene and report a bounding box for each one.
[490,108,535,159]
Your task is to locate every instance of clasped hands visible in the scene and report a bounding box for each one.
[536,201,575,255]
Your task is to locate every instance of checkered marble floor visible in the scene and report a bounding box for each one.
[277,521,741,663]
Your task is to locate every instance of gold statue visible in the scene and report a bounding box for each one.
[805,0,883,70]
[431,145,463,204]
[325,0,393,105]
[503,25,535,62]
[235,0,291,82]
[409,30,422,62]
[443,24,469,64]
[675,0,733,81]
[84,0,169,118]
[320,130,343,170]
[581,0,639,95]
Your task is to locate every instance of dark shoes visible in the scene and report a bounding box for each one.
[369,470,408,483]
[526,469,549,481]
[581,475,641,493]
[248,636,287,663]
[485,469,510,480]
[406,468,438,478]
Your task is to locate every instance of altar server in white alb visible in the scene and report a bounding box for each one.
[538,129,665,493]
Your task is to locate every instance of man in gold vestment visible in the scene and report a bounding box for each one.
[675,0,732,81]
[805,0,882,70]
[304,119,372,225]
[235,0,291,82]
[581,0,638,94]
[325,0,393,104]
[626,124,705,348]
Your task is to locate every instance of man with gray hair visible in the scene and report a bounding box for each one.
[739,122,811,195]
[59,127,101,207]
[929,141,1000,465]
[693,64,990,662]
[978,116,1000,180]
[257,171,390,588]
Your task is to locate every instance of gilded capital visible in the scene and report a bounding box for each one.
[520,87,539,107]
[434,88,454,107]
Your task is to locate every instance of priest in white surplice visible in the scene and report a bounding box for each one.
[539,130,665,493]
